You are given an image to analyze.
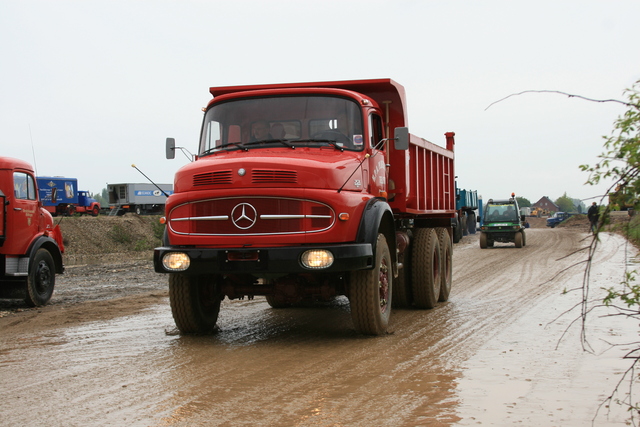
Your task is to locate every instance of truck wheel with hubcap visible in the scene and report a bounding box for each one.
[350,233,392,335]
[412,228,441,309]
[436,228,452,302]
[515,231,523,248]
[25,248,56,307]
[169,274,221,333]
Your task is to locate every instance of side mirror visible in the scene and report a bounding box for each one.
[394,127,409,150]
[166,138,176,160]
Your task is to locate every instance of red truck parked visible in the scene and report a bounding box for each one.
[0,157,65,306]
[154,79,456,335]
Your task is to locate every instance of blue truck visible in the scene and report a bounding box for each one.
[546,211,576,228]
[37,177,101,216]
[454,185,482,243]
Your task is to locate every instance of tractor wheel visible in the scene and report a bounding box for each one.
[411,228,441,309]
[25,249,56,307]
[480,232,488,249]
[515,231,523,248]
[92,206,100,217]
[265,294,291,308]
[467,212,477,234]
[436,228,452,302]
[350,234,392,335]
[169,274,221,333]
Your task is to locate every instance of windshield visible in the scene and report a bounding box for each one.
[485,203,519,222]
[199,95,364,155]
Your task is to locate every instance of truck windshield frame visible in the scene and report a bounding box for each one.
[199,95,365,156]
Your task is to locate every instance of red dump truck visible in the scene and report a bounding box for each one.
[0,157,65,306]
[154,79,456,335]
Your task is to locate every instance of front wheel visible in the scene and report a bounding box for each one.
[25,248,56,307]
[514,231,523,248]
[350,234,392,335]
[480,232,488,249]
[169,274,222,333]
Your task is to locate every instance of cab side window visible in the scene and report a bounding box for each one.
[13,172,36,200]
[369,114,383,149]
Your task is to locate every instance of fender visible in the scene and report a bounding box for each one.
[355,197,397,275]
[26,234,64,274]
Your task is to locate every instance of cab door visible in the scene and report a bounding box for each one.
[367,113,387,197]
[6,171,40,255]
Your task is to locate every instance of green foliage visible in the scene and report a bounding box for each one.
[555,192,576,212]
[516,196,531,207]
[107,224,132,244]
[581,79,640,201]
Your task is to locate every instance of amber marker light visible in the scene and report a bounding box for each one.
[339,213,350,221]
[159,217,167,224]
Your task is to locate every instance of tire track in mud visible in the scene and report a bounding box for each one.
[0,229,631,427]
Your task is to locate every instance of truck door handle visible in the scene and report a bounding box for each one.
[14,208,22,211]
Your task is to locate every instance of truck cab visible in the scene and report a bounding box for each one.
[1,157,65,305]
[479,194,526,248]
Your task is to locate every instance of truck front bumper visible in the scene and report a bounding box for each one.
[153,243,373,275]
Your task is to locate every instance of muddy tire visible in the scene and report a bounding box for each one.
[467,212,477,234]
[453,217,462,243]
[350,234,392,335]
[515,231,523,248]
[522,230,526,246]
[265,294,291,308]
[169,274,221,334]
[392,242,412,308]
[436,228,452,302]
[411,228,441,309]
[25,248,56,307]
[480,232,488,249]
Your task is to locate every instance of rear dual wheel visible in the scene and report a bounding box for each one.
[412,228,441,309]
[436,228,452,302]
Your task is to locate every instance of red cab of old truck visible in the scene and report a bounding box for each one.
[154,79,455,335]
[0,157,64,306]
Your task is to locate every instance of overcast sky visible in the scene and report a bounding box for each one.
[2,0,639,205]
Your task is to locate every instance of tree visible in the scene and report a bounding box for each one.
[516,196,531,207]
[555,192,575,212]
[579,79,640,422]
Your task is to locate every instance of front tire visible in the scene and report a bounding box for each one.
[25,248,56,307]
[412,228,441,309]
[169,274,222,333]
[515,231,523,248]
[350,234,392,335]
[480,232,488,249]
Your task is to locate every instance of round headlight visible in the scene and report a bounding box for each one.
[301,250,334,269]
[162,252,191,271]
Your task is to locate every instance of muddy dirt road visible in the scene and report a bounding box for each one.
[1,228,638,426]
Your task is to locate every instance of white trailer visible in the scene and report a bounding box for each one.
[107,183,173,215]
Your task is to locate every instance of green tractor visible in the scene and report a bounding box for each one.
[478,194,526,248]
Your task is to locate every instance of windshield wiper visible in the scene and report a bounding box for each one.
[296,139,345,151]
[243,139,295,149]
[201,142,248,155]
